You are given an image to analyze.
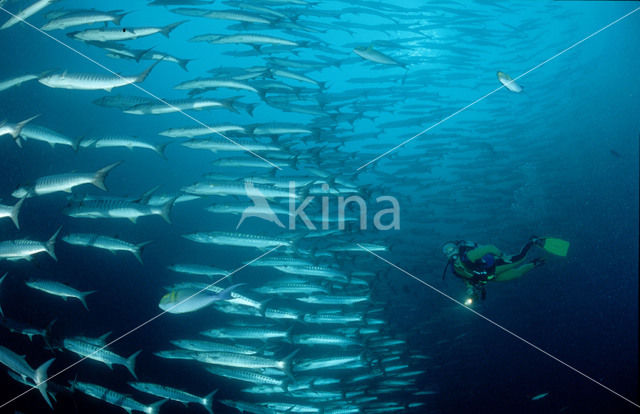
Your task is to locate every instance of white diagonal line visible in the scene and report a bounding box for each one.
[357,244,640,409]
[356,6,640,171]
[0,6,281,170]
[0,246,281,410]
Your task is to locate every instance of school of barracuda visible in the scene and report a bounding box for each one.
[0,0,573,412]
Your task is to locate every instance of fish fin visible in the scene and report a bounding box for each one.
[134,241,153,264]
[125,349,142,379]
[45,226,62,261]
[128,217,137,224]
[34,358,55,410]
[178,58,192,72]
[202,389,217,414]
[10,197,24,229]
[282,348,299,381]
[79,290,97,311]
[148,399,167,414]
[13,114,40,138]
[216,283,245,301]
[92,161,122,191]
[97,331,112,344]
[161,20,186,38]
[158,195,178,224]
[155,142,169,159]
[136,58,163,83]
[113,11,128,26]
[135,45,155,63]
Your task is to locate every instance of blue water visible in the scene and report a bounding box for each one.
[0,0,638,413]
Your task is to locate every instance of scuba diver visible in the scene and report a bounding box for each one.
[442,237,569,305]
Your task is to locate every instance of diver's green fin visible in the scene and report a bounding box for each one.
[542,238,569,257]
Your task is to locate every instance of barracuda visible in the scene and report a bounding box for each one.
[63,336,141,379]
[39,61,160,91]
[0,226,60,261]
[201,326,292,342]
[159,124,246,138]
[128,382,216,414]
[182,138,280,152]
[182,231,294,249]
[296,294,369,305]
[182,181,297,199]
[70,380,166,414]
[25,279,95,310]
[80,135,168,157]
[167,264,229,277]
[62,233,151,264]
[13,161,121,198]
[19,123,79,150]
[206,366,287,387]
[64,196,176,223]
[170,339,258,355]
[68,20,185,42]
[42,9,128,31]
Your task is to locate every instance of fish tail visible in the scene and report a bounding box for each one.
[113,11,128,26]
[147,399,167,414]
[34,358,55,409]
[134,241,153,264]
[282,348,299,381]
[136,59,162,83]
[92,161,122,191]
[9,197,24,229]
[126,350,142,379]
[201,389,217,414]
[178,58,192,72]
[161,20,186,38]
[154,142,169,159]
[157,195,178,224]
[79,290,97,311]
[13,114,40,139]
[45,226,62,261]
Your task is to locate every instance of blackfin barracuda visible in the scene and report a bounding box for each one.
[181,181,298,198]
[182,231,294,249]
[62,233,152,264]
[12,161,121,198]
[42,9,127,30]
[190,33,299,47]
[123,98,236,115]
[63,336,141,378]
[80,135,169,158]
[19,122,79,150]
[38,60,160,91]
[0,226,60,261]
[25,279,96,310]
[182,138,280,152]
[159,124,246,138]
[128,382,216,414]
[70,380,166,414]
[67,20,185,42]
[64,195,177,223]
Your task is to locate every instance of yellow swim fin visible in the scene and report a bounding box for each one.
[542,238,570,257]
